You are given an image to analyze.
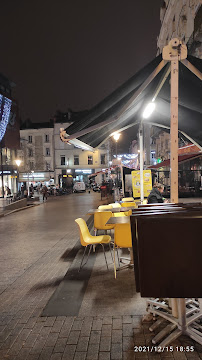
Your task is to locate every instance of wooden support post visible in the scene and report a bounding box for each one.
[170,59,179,203]
[139,123,144,204]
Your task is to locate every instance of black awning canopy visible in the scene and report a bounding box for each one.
[65,55,202,149]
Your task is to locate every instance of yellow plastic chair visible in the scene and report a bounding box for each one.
[121,197,134,202]
[94,211,114,235]
[108,203,121,208]
[113,223,132,278]
[98,205,113,210]
[75,218,112,271]
[121,202,137,208]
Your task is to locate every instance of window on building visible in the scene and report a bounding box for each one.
[61,156,65,166]
[46,148,50,156]
[29,161,34,170]
[74,155,79,165]
[45,134,49,142]
[46,162,50,170]
[28,148,33,157]
[101,154,105,165]
[88,155,93,165]
[28,135,32,143]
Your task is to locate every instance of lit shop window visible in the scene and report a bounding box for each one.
[74,155,79,165]
[88,155,93,165]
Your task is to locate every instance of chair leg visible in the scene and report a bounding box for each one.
[78,244,92,272]
[94,228,97,236]
[113,242,117,279]
[109,243,113,262]
[116,248,120,268]
[101,244,108,270]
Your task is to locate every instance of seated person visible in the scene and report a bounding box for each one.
[147,183,168,204]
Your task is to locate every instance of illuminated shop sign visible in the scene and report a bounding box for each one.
[22,173,45,178]
[75,169,92,174]
[0,170,11,174]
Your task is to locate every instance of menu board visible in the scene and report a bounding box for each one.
[132,170,152,198]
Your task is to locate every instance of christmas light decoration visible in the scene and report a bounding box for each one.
[0,96,12,141]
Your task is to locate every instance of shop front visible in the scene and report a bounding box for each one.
[72,169,94,184]
[0,166,18,197]
[19,171,55,189]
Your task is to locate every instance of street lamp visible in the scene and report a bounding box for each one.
[112,132,121,197]
[139,102,155,203]
[142,102,156,119]
[15,159,22,167]
[15,159,22,193]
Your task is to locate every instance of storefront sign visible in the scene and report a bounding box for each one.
[75,169,92,174]
[132,170,152,198]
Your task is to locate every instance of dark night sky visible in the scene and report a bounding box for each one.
[0,0,161,147]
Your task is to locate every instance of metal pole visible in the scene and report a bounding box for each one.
[139,122,144,203]
[121,163,124,197]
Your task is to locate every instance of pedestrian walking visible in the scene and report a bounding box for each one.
[42,185,48,202]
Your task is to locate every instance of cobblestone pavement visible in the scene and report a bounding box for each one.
[0,194,202,359]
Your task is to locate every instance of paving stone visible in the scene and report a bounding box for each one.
[99,336,111,352]
[67,331,80,345]
[86,343,99,360]
[51,320,65,333]
[45,332,59,347]
[123,336,134,351]
[111,343,123,359]
[72,320,84,331]
[123,316,132,324]
[112,329,122,344]
[54,337,68,353]
[80,318,93,337]
[123,351,136,360]
[112,318,122,330]
[89,330,101,344]
[59,317,74,338]
[99,352,111,360]
[26,354,40,360]
[43,317,56,327]
[0,334,17,349]
[101,324,112,337]
[24,317,38,329]
[39,347,54,360]
[123,324,134,337]
[15,346,31,360]
[92,319,103,331]
[50,353,63,360]
[76,336,89,352]
[132,316,142,329]
[62,344,76,360]
[74,352,87,360]
[102,317,112,325]
[32,322,44,334]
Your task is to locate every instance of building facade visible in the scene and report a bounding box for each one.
[18,121,109,188]
[18,122,55,185]
[157,0,202,58]
[0,73,20,198]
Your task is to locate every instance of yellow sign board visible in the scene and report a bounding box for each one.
[131,170,152,198]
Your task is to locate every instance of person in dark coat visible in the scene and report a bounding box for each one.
[147,183,167,204]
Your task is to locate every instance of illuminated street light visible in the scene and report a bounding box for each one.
[112,132,121,142]
[143,102,155,119]
[15,159,22,167]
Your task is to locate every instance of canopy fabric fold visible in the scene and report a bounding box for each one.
[65,55,202,149]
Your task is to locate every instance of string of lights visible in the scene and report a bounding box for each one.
[0,96,12,141]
